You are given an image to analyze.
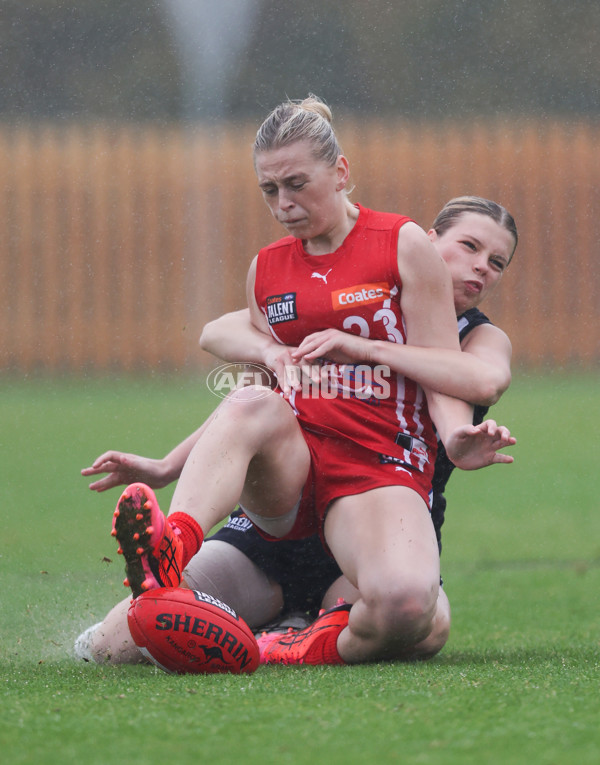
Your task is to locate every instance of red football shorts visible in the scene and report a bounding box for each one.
[257,427,434,543]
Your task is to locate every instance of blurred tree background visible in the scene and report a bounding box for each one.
[1,0,598,123]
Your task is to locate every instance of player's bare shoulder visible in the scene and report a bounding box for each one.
[396,221,449,286]
[396,219,431,249]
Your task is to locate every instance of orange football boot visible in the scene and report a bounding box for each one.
[257,602,350,665]
[112,482,183,598]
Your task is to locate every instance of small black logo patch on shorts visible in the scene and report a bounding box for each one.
[379,453,409,466]
[266,293,297,324]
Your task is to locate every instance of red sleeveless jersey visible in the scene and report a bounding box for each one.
[254,204,437,476]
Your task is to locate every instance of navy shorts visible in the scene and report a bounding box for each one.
[207,509,343,618]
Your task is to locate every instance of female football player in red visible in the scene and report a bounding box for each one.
[80,96,516,666]
[77,194,517,666]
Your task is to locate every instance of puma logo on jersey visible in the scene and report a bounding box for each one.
[311,269,332,284]
[331,282,390,310]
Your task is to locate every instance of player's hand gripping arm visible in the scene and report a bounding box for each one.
[292,323,512,407]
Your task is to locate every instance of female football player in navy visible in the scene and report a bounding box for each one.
[80,96,516,666]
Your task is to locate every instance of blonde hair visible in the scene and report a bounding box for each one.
[253,94,342,166]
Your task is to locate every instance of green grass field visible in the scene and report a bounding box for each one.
[1,372,599,765]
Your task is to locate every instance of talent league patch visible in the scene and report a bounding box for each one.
[266,292,298,324]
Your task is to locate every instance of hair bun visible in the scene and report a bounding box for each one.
[299,94,333,124]
[254,95,341,166]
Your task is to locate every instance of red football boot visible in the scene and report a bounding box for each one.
[112,482,184,598]
[257,602,350,665]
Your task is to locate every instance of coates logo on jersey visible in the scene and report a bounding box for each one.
[331,282,390,311]
[266,292,298,324]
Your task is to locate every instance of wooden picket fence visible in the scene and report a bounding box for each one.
[0,119,598,373]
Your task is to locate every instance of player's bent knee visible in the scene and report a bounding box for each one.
[224,388,294,435]
[361,581,438,646]
[413,614,450,660]
[227,385,274,404]
[408,589,451,660]
[227,386,284,413]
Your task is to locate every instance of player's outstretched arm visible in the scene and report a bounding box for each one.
[81,451,172,492]
[82,416,216,492]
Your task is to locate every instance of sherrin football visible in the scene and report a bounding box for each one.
[127,587,260,674]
